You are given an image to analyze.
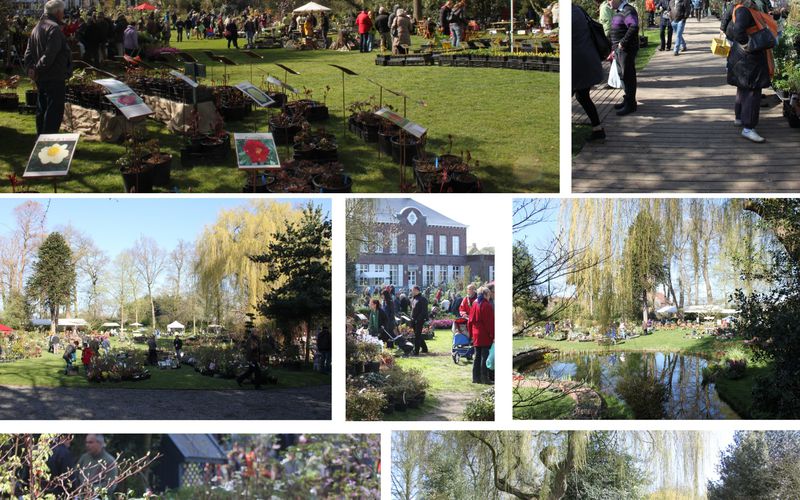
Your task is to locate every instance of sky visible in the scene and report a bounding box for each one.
[0,197,331,258]
[413,197,496,249]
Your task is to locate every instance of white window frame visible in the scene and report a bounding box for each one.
[375,232,384,254]
[390,234,398,254]
[426,235,434,255]
[452,236,460,256]
[408,234,416,255]
[439,235,447,255]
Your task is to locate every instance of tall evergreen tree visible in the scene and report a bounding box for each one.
[25,232,76,334]
[251,203,331,363]
[621,210,666,322]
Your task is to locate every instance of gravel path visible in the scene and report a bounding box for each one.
[0,385,331,420]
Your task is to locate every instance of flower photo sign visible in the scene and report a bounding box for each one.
[23,133,80,178]
[233,133,281,169]
[106,90,153,119]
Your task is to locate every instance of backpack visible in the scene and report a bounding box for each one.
[580,6,612,59]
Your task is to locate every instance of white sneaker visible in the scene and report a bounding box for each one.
[734,119,742,126]
[741,128,765,143]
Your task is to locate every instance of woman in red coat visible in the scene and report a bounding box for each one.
[469,286,494,384]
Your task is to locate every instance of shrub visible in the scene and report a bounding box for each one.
[463,387,495,421]
[725,359,747,380]
[346,386,387,421]
[1,334,44,361]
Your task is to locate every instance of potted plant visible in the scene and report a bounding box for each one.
[378,121,400,155]
[0,76,20,111]
[269,110,306,145]
[142,139,173,187]
[391,132,424,167]
[215,85,249,121]
[312,171,353,193]
[117,132,156,193]
[285,87,330,122]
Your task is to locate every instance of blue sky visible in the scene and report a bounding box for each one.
[0,197,330,257]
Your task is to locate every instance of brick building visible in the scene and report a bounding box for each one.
[355,199,495,291]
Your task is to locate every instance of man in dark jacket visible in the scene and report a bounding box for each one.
[375,8,391,51]
[410,286,429,355]
[24,0,73,135]
[656,0,673,50]
[670,0,691,54]
[236,331,262,389]
[609,0,640,115]
[316,326,331,372]
[439,1,452,36]
[45,435,76,497]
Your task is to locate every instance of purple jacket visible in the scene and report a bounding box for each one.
[123,25,138,50]
[610,1,640,50]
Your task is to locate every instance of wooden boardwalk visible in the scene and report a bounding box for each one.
[572,18,800,193]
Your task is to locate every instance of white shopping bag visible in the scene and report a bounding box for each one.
[608,60,623,89]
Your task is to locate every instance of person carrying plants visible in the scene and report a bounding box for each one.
[410,286,429,355]
[62,340,78,375]
[469,286,494,385]
[236,331,262,389]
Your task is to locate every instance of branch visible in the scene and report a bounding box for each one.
[466,431,538,500]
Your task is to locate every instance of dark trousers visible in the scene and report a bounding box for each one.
[660,17,673,49]
[413,323,428,354]
[473,345,491,383]
[360,33,370,52]
[177,30,183,42]
[237,362,262,388]
[574,88,600,127]
[227,37,238,48]
[735,87,762,129]
[36,80,66,135]
[617,49,638,108]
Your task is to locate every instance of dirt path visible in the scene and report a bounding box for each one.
[0,385,331,420]
[418,391,469,421]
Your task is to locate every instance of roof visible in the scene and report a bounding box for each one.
[374,199,467,228]
[32,318,88,327]
[166,434,227,464]
[167,321,185,329]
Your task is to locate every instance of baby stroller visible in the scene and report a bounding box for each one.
[382,326,415,357]
[451,318,474,364]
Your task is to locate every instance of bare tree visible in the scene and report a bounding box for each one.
[109,253,135,332]
[76,241,109,322]
[169,239,190,309]
[0,200,47,304]
[130,236,166,330]
[512,198,553,234]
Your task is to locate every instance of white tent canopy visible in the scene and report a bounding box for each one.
[656,305,677,315]
[293,2,331,13]
[130,322,143,327]
[101,322,120,328]
[32,318,88,328]
[167,321,185,332]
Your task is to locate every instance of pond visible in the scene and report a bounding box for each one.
[522,351,739,420]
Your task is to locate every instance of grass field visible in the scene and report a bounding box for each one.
[513,387,575,420]
[385,328,486,421]
[1,36,558,193]
[0,336,330,390]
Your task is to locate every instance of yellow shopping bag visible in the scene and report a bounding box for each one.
[711,37,730,57]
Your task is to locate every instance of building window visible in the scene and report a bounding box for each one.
[408,234,416,255]
[425,265,434,286]
[388,265,399,285]
[489,265,495,282]
[452,236,460,256]
[426,235,434,255]
[408,268,416,287]
[358,264,369,286]
[390,235,398,254]
[375,264,384,273]
[439,235,447,255]
[438,266,447,284]
[375,232,383,254]
[452,265,461,281]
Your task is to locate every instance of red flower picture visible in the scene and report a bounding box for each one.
[242,139,270,163]
[117,94,139,106]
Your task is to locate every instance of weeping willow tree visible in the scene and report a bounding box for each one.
[621,208,666,323]
[392,431,710,500]
[194,200,302,328]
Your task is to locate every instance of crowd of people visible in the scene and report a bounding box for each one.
[362,281,495,385]
[573,0,791,144]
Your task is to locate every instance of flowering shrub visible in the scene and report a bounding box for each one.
[86,352,150,382]
[346,331,383,366]
[429,319,454,330]
[0,335,44,361]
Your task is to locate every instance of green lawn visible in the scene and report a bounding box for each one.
[514,328,743,358]
[386,328,486,421]
[0,336,329,390]
[1,36,558,193]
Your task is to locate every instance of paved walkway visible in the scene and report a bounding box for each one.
[573,18,800,192]
[0,385,331,420]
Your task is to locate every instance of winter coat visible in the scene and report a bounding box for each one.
[670,0,691,22]
[572,5,605,91]
[610,1,640,50]
[468,298,494,348]
[459,295,476,317]
[375,13,390,33]
[356,11,373,34]
[23,15,73,83]
[392,14,412,46]
[725,5,771,89]
[411,293,429,327]
[123,25,138,50]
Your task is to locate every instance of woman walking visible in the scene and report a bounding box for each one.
[469,287,494,385]
[572,4,607,141]
[723,0,777,142]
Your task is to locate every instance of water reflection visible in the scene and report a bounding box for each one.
[526,352,738,419]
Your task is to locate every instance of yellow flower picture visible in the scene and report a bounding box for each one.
[37,143,70,165]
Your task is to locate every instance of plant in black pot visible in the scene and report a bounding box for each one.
[348,97,381,142]
[312,163,353,193]
[285,86,330,122]
[269,109,306,145]
[378,120,400,155]
[391,131,425,167]
[142,139,173,187]
[117,131,156,193]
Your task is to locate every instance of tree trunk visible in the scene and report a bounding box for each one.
[642,289,649,323]
[50,304,58,336]
[148,284,156,330]
[413,0,422,24]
